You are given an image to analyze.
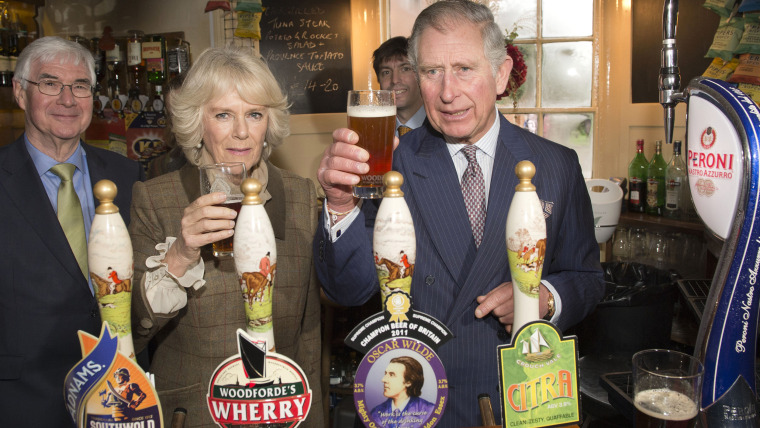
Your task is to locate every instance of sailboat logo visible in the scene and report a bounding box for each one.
[520,328,554,363]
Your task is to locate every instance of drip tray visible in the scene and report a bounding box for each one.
[677,278,711,321]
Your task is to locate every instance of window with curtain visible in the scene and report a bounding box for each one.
[493,0,597,178]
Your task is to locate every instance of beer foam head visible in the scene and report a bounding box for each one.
[347,105,396,117]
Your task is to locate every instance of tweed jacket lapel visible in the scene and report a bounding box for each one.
[0,137,87,285]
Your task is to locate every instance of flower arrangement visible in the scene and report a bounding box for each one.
[498,27,528,107]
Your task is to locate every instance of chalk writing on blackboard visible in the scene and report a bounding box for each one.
[260,1,353,114]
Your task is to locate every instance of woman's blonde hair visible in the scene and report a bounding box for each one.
[170,46,290,166]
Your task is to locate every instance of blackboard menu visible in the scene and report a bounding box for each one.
[259,0,353,114]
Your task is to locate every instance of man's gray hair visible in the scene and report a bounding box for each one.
[408,0,507,78]
[13,36,96,88]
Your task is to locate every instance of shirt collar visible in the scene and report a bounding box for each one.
[392,396,411,413]
[24,135,87,177]
[445,109,500,158]
[398,105,427,130]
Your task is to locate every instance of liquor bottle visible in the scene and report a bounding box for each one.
[628,139,648,213]
[105,41,125,98]
[88,180,136,360]
[6,14,17,78]
[373,171,415,308]
[506,160,545,333]
[90,37,106,96]
[126,30,146,97]
[646,140,668,216]
[234,178,277,352]
[0,4,10,88]
[143,34,166,85]
[167,37,190,80]
[665,140,688,219]
[151,85,164,113]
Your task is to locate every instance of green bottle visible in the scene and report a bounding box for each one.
[628,139,648,213]
[646,140,667,216]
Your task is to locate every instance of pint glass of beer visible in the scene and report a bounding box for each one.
[632,349,704,428]
[200,162,246,257]
[347,90,396,199]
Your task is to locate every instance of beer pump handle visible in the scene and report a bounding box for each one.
[478,393,497,427]
[170,407,187,428]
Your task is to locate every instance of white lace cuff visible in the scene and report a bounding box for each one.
[144,237,206,314]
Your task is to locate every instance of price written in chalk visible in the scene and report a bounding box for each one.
[299,78,340,93]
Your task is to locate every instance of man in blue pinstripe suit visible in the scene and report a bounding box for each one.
[314,1,605,426]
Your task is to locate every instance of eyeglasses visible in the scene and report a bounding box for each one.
[25,79,93,98]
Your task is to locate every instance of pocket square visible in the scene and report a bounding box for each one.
[540,200,554,218]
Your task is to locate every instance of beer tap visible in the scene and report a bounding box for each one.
[660,0,685,146]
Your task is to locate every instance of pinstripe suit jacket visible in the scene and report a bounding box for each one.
[130,163,323,427]
[314,116,604,428]
[0,135,144,427]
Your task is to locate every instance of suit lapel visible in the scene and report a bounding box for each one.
[445,117,540,323]
[407,131,475,284]
[0,138,86,283]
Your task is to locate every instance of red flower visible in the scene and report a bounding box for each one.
[498,42,527,103]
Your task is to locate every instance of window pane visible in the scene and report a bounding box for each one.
[541,41,592,108]
[503,113,539,134]
[490,0,537,39]
[497,44,536,109]
[543,113,594,177]
[542,0,593,38]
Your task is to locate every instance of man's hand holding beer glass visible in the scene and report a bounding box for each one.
[318,90,399,221]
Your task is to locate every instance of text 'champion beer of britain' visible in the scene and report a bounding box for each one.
[347,90,396,199]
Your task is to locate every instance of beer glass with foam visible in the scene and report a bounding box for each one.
[347,90,396,199]
[633,349,704,428]
[199,162,246,257]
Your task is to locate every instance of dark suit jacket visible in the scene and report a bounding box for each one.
[129,163,324,427]
[315,117,605,427]
[0,135,144,427]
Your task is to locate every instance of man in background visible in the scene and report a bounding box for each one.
[372,36,426,137]
[0,36,144,427]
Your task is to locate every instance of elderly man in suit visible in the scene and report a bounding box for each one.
[313,1,604,426]
[0,37,144,427]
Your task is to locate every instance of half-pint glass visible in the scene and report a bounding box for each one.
[347,90,396,199]
[633,349,704,428]
[200,162,246,257]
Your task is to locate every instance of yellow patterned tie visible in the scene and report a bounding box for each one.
[398,125,412,136]
[50,163,88,278]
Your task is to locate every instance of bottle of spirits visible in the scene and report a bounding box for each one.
[142,34,166,85]
[646,140,668,216]
[151,85,164,113]
[126,30,146,98]
[167,37,190,80]
[628,139,648,213]
[665,140,687,219]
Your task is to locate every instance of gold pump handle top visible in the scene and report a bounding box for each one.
[93,179,119,214]
[241,178,263,205]
[514,160,536,192]
[382,171,404,198]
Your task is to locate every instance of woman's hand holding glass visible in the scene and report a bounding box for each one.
[164,192,238,277]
